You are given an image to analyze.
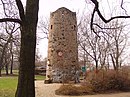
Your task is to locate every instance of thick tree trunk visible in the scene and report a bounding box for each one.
[15,25,36,97]
[15,0,39,97]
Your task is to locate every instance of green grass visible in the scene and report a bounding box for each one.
[0,76,17,97]
[0,74,45,97]
[35,75,46,80]
[0,77,18,89]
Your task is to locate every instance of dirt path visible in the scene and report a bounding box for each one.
[35,80,130,97]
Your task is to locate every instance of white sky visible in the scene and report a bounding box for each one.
[39,0,86,17]
[37,0,87,59]
[35,0,130,59]
[0,0,130,62]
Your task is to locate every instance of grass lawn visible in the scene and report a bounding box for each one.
[0,76,17,97]
[35,75,46,80]
[0,74,45,97]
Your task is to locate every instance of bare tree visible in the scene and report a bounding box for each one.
[38,17,49,40]
[0,0,39,97]
[107,20,127,70]
[78,15,108,71]
[88,0,130,33]
[0,21,20,76]
[78,12,128,71]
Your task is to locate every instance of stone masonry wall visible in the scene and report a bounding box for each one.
[46,7,78,83]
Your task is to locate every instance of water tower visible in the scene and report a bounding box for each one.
[45,7,78,83]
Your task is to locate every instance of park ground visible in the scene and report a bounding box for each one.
[0,76,130,97]
[1,69,130,97]
[35,80,130,97]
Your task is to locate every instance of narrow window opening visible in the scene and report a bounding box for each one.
[74,25,76,30]
[51,25,53,29]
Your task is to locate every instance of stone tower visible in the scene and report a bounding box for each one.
[45,7,78,83]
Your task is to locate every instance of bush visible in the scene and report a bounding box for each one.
[55,84,93,96]
[55,70,130,96]
[87,70,130,92]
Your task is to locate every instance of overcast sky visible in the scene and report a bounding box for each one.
[37,0,87,59]
[38,0,86,17]
[35,0,130,59]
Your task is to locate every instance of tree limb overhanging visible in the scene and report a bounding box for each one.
[0,18,22,24]
[121,0,128,15]
[0,0,23,25]
[15,0,25,21]
[90,0,130,31]
[0,0,9,17]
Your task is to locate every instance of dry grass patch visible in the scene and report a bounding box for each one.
[55,84,94,96]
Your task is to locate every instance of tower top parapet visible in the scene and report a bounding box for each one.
[50,7,76,18]
[53,7,75,13]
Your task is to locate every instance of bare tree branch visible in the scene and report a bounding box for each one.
[0,44,3,47]
[0,18,22,24]
[15,0,25,21]
[96,8,130,23]
[93,23,121,29]
[90,7,100,37]
[90,0,130,24]
[121,0,128,15]
[0,0,9,17]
